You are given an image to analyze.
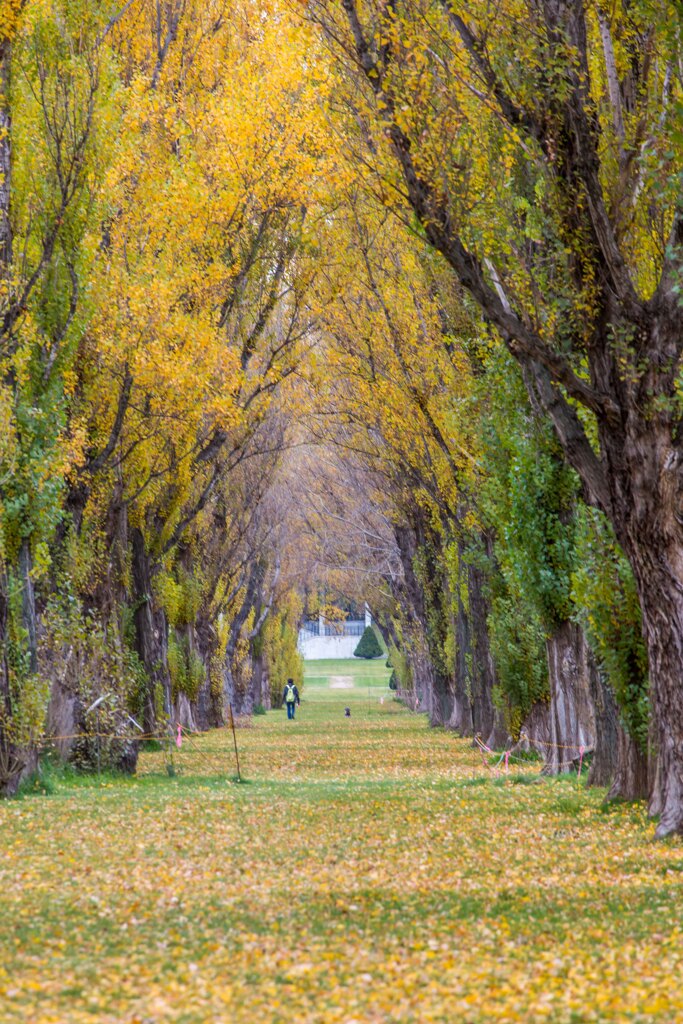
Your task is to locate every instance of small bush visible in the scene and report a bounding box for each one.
[354,626,383,659]
[389,671,397,690]
[253,703,267,716]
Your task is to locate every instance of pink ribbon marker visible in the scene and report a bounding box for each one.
[578,744,585,778]
[504,750,510,773]
[176,723,182,749]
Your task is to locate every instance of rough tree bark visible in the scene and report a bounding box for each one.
[544,621,595,772]
[406,639,435,714]
[192,618,221,730]
[448,579,472,734]
[607,725,649,803]
[467,550,501,746]
[585,656,619,789]
[622,534,683,825]
[222,559,264,717]
[520,622,595,772]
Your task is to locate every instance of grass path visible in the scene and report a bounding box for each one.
[1,659,683,1022]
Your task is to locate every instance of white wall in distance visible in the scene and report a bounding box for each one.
[298,634,360,660]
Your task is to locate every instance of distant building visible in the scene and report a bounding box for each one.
[298,604,372,660]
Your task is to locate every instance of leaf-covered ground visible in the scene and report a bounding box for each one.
[1,658,682,1023]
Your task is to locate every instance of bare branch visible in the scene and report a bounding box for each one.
[87,367,134,474]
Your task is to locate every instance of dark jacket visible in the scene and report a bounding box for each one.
[282,683,300,705]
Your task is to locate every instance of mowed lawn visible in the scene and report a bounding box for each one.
[1,658,683,1023]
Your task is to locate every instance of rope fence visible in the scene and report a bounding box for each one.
[474,735,588,779]
[37,720,245,781]
[35,701,591,786]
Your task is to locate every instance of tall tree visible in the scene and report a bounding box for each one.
[0,0,115,791]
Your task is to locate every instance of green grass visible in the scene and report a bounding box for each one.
[301,656,390,701]
[0,659,682,1023]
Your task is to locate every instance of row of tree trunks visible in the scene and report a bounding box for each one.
[393,519,503,738]
[388,501,655,805]
[394,518,506,743]
[515,618,649,798]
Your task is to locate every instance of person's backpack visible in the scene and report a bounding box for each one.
[285,683,296,703]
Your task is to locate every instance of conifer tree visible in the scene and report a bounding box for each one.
[354,626,383,660]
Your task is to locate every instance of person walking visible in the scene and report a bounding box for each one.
[282,678,300,720]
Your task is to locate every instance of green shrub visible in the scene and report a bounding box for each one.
[389,670,397,690]
[168,631,206,701]
[572,506,649,751]
[354,626,383,659]
[387,643,411,692]
[253,703,267,716]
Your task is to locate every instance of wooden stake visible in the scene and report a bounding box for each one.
[229,703,241,782]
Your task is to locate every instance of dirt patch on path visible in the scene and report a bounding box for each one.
[329,676,354,688]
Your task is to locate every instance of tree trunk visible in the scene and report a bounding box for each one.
[250,651,269,710]
[406,640,431,712]
[431,665,454,727]
[447,540,472,734]
[625,558,683,834]
[585,650,619,789]
[192,618,219,730]
[394,522,433,715]
[222,559,263,717]
[175,691,198,732]
[590,418,683,831]
[131,528,170,734]
[467,553,497,743]
[447,581,472,733]
[606,724,649,803]
[543,620,595,773]
[648,732,663,820]
[222,661,237,717]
